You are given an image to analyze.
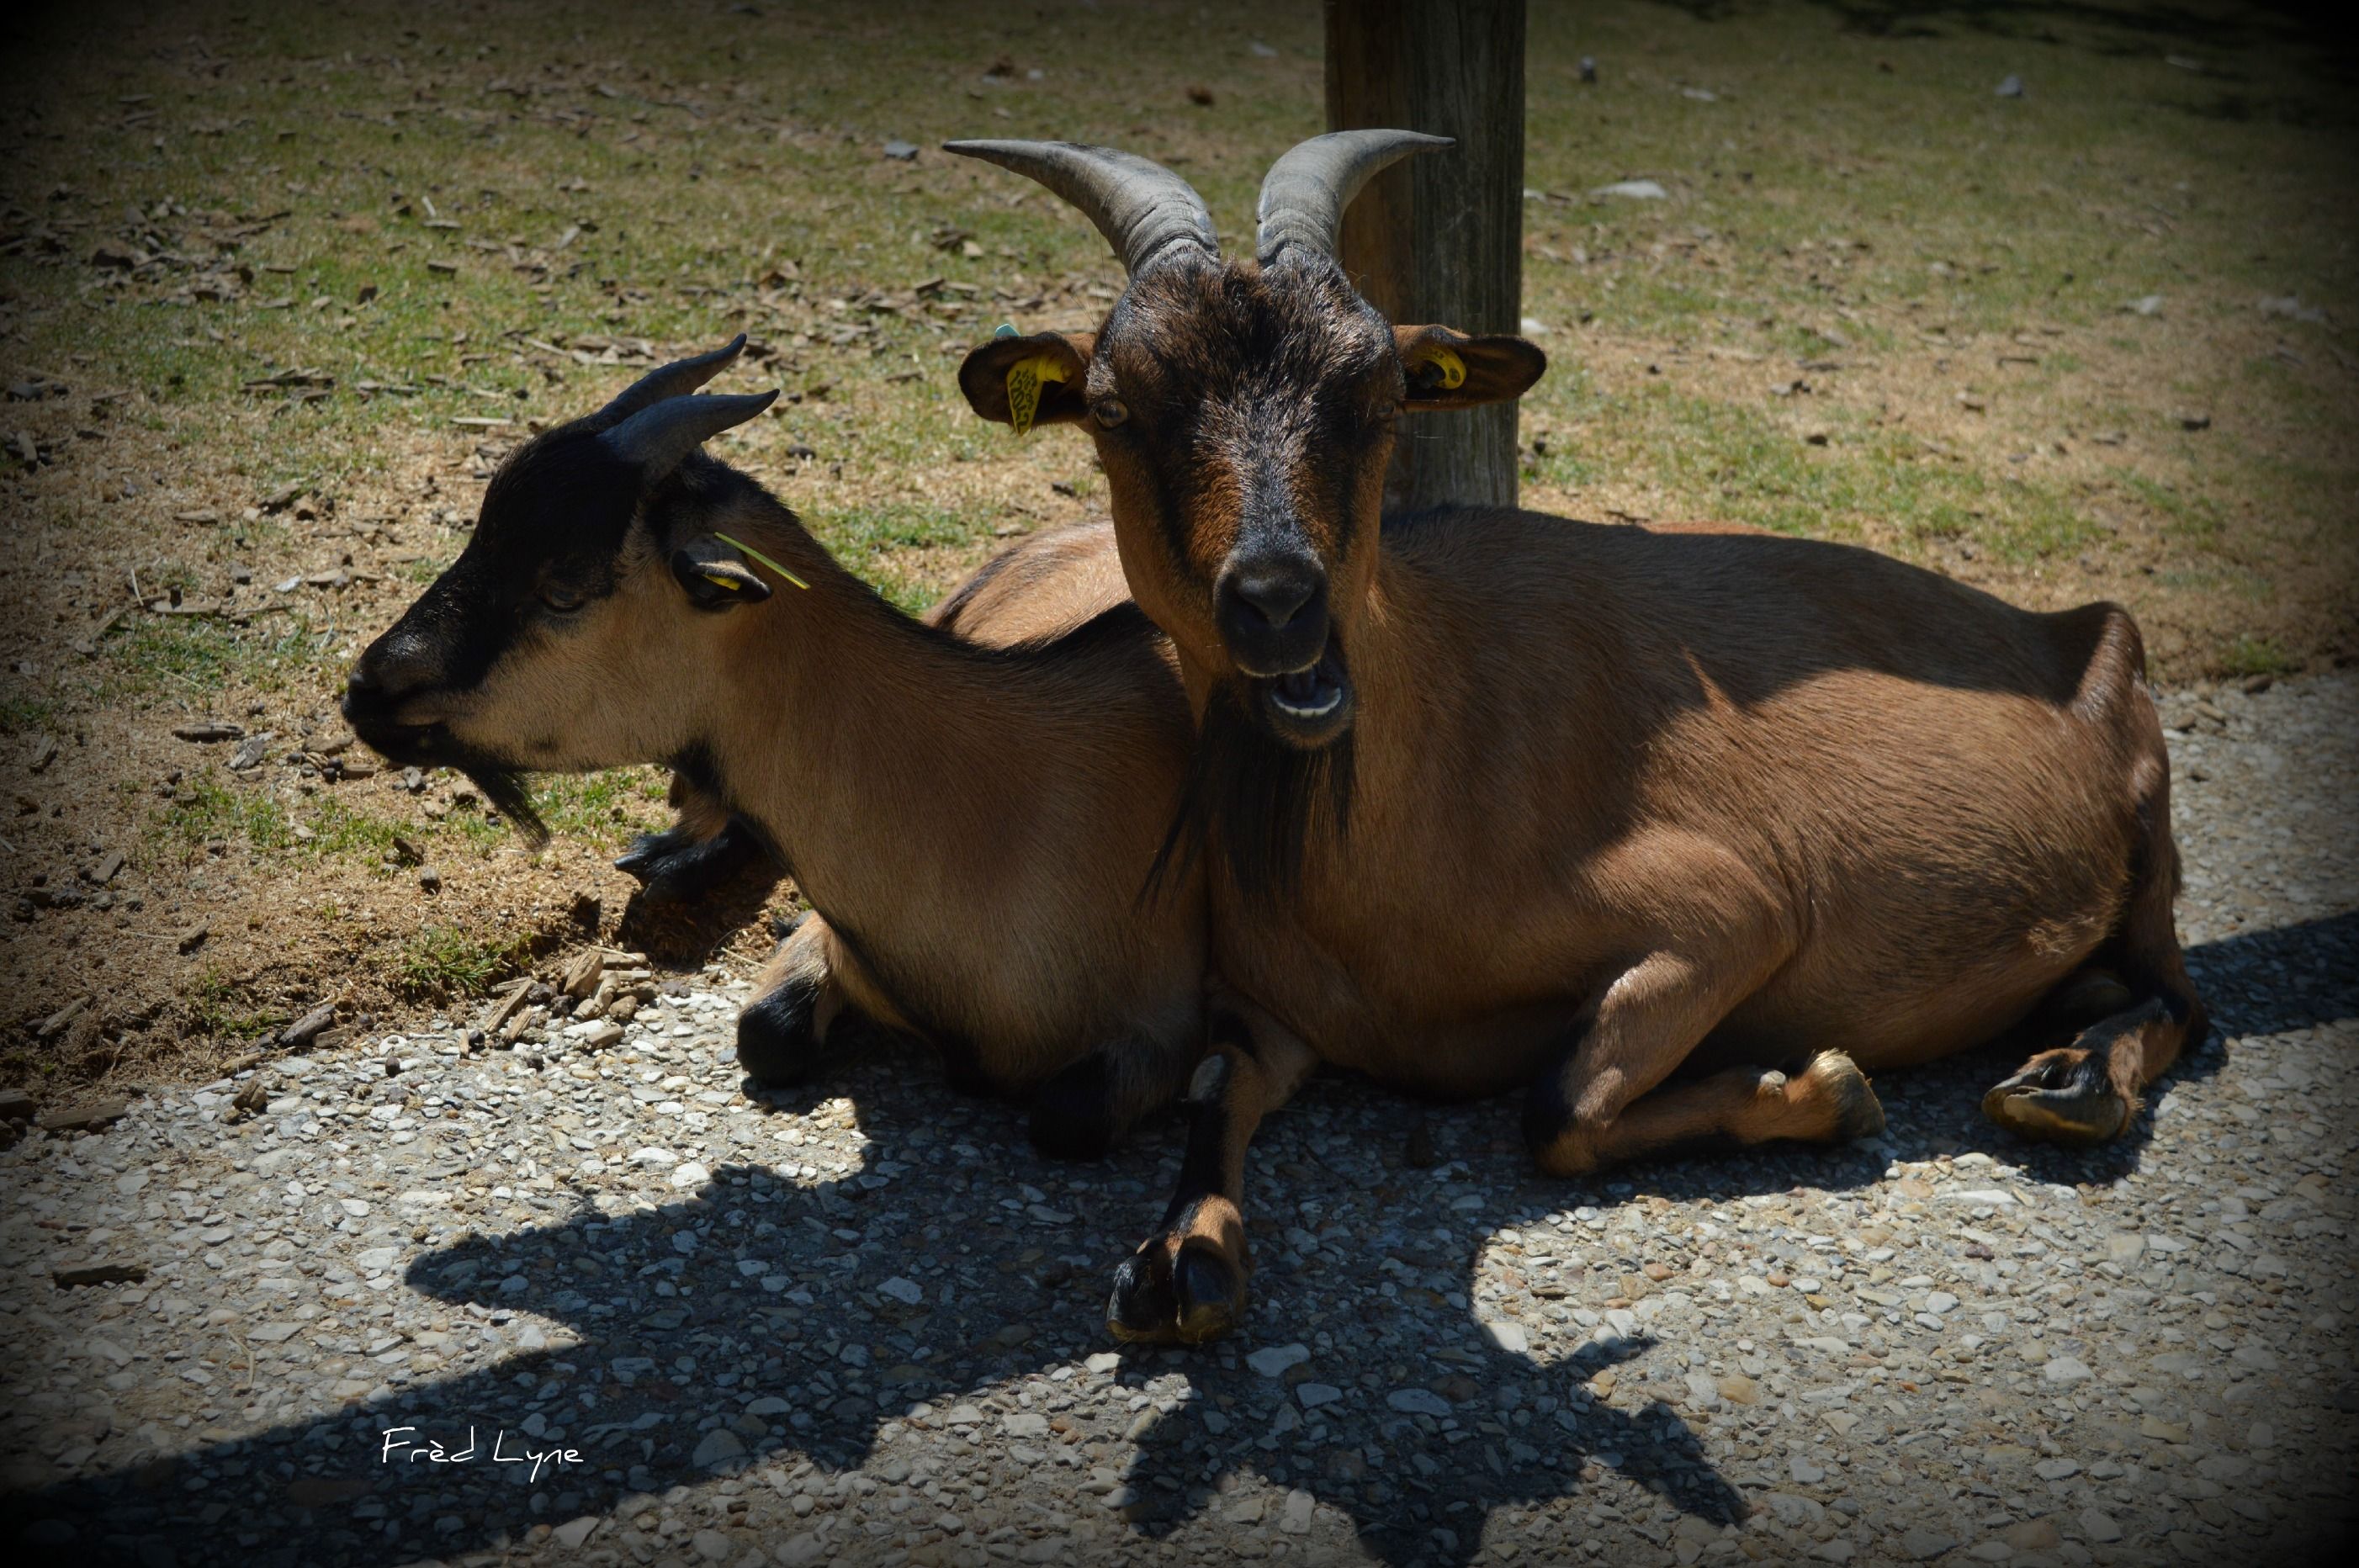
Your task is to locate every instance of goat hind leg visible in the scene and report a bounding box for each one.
[1985,756,2206,1145]
[1106,1004,1316,1346]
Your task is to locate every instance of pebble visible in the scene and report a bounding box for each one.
[1246,1343,1310,1377]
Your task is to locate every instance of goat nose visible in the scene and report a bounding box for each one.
[1225,564,1322,631]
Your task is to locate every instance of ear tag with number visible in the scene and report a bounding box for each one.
[1005,353,1068,437]
[1413,346,1467,392]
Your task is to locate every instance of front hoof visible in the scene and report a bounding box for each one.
[614,826,692,882]
[1981,1050,2132,1145]
[1106,1235,1246,1346]
[632,820,769,905]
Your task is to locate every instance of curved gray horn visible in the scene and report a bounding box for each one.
[943,140,1217,276]
[600,389,778,483]
[595,335,749,424]
[1255,130,1452,263]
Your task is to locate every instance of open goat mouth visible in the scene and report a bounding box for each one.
[1252,642,1353,744]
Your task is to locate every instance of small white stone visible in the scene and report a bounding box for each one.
[1246,1343,1311,1377]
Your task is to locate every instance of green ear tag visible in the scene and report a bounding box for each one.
[993,321,1020,339]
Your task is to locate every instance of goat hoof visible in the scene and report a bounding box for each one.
[630,819,769,905]
[1982,1049,2130,1145]
[613,828,691,881]
[1027,1054,1121,1162]
[1805,1051,1887,1141]
[1105,1236,1245,1346]
[734,979,830,1087]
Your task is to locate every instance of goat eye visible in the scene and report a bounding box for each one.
[539,585,586,614]
[1092,397,1128,429]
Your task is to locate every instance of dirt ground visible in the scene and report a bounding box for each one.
[0,0,2353,1106]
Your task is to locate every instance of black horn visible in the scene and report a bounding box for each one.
[594,335,750,425]
[600,390,778,485]
[943,140,1218,277]
[1254,130,1451,264]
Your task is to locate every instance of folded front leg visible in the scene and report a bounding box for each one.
[1105,1001,1317,1346]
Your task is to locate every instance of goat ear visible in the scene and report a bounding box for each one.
[1393,326,1547,411]
[669,534,774,611]
[957,331,1095,432]
[602,390,779,488]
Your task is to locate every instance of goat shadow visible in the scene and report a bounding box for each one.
[7,1087,1740,1568]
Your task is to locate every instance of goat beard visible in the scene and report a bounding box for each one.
[431,734,549,848]
[1143,680,1354,913]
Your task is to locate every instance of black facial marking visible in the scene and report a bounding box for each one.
[1098,253,1396,588]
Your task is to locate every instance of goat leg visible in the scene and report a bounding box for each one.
[1105,1001,1316,1346]
[1984,744,2207,1145]
[734,914,863,1089]
[1524,950,1883,1178]
[1027,1024,1207,1163]
[616,813,776,904]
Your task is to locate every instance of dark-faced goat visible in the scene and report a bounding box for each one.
[344,341,1206,1157]
[951,135,2207,1343]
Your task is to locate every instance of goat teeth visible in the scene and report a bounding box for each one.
[1270,682,1342,718]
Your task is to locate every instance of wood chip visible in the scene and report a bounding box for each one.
[52,1262,148,1288]
[36,996,91,1040]
[280,1004,337,1048]
[561,949,605,999]
[38,1095,128,1131]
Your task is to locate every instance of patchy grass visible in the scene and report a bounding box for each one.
[533,767,674,852]
[385,924,534,1003]
[2218,633,2301,679]
[156,770,295,855]
[183,967,291,1046]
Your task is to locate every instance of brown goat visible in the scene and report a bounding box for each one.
[342,342,1205,1157]
[948,135,2207,1344]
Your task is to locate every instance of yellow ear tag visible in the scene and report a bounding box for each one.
[1414,346,1468,392]
[1005,354,1068,437]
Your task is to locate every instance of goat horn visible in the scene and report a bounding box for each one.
[599,389,778,483]
[1254,130,1452,264]
[596,335,749,424]
[943,139,1218,276]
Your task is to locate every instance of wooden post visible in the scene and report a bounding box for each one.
[1325,0,1528,512]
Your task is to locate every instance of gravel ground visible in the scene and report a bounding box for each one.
[3,673,2353,1568]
